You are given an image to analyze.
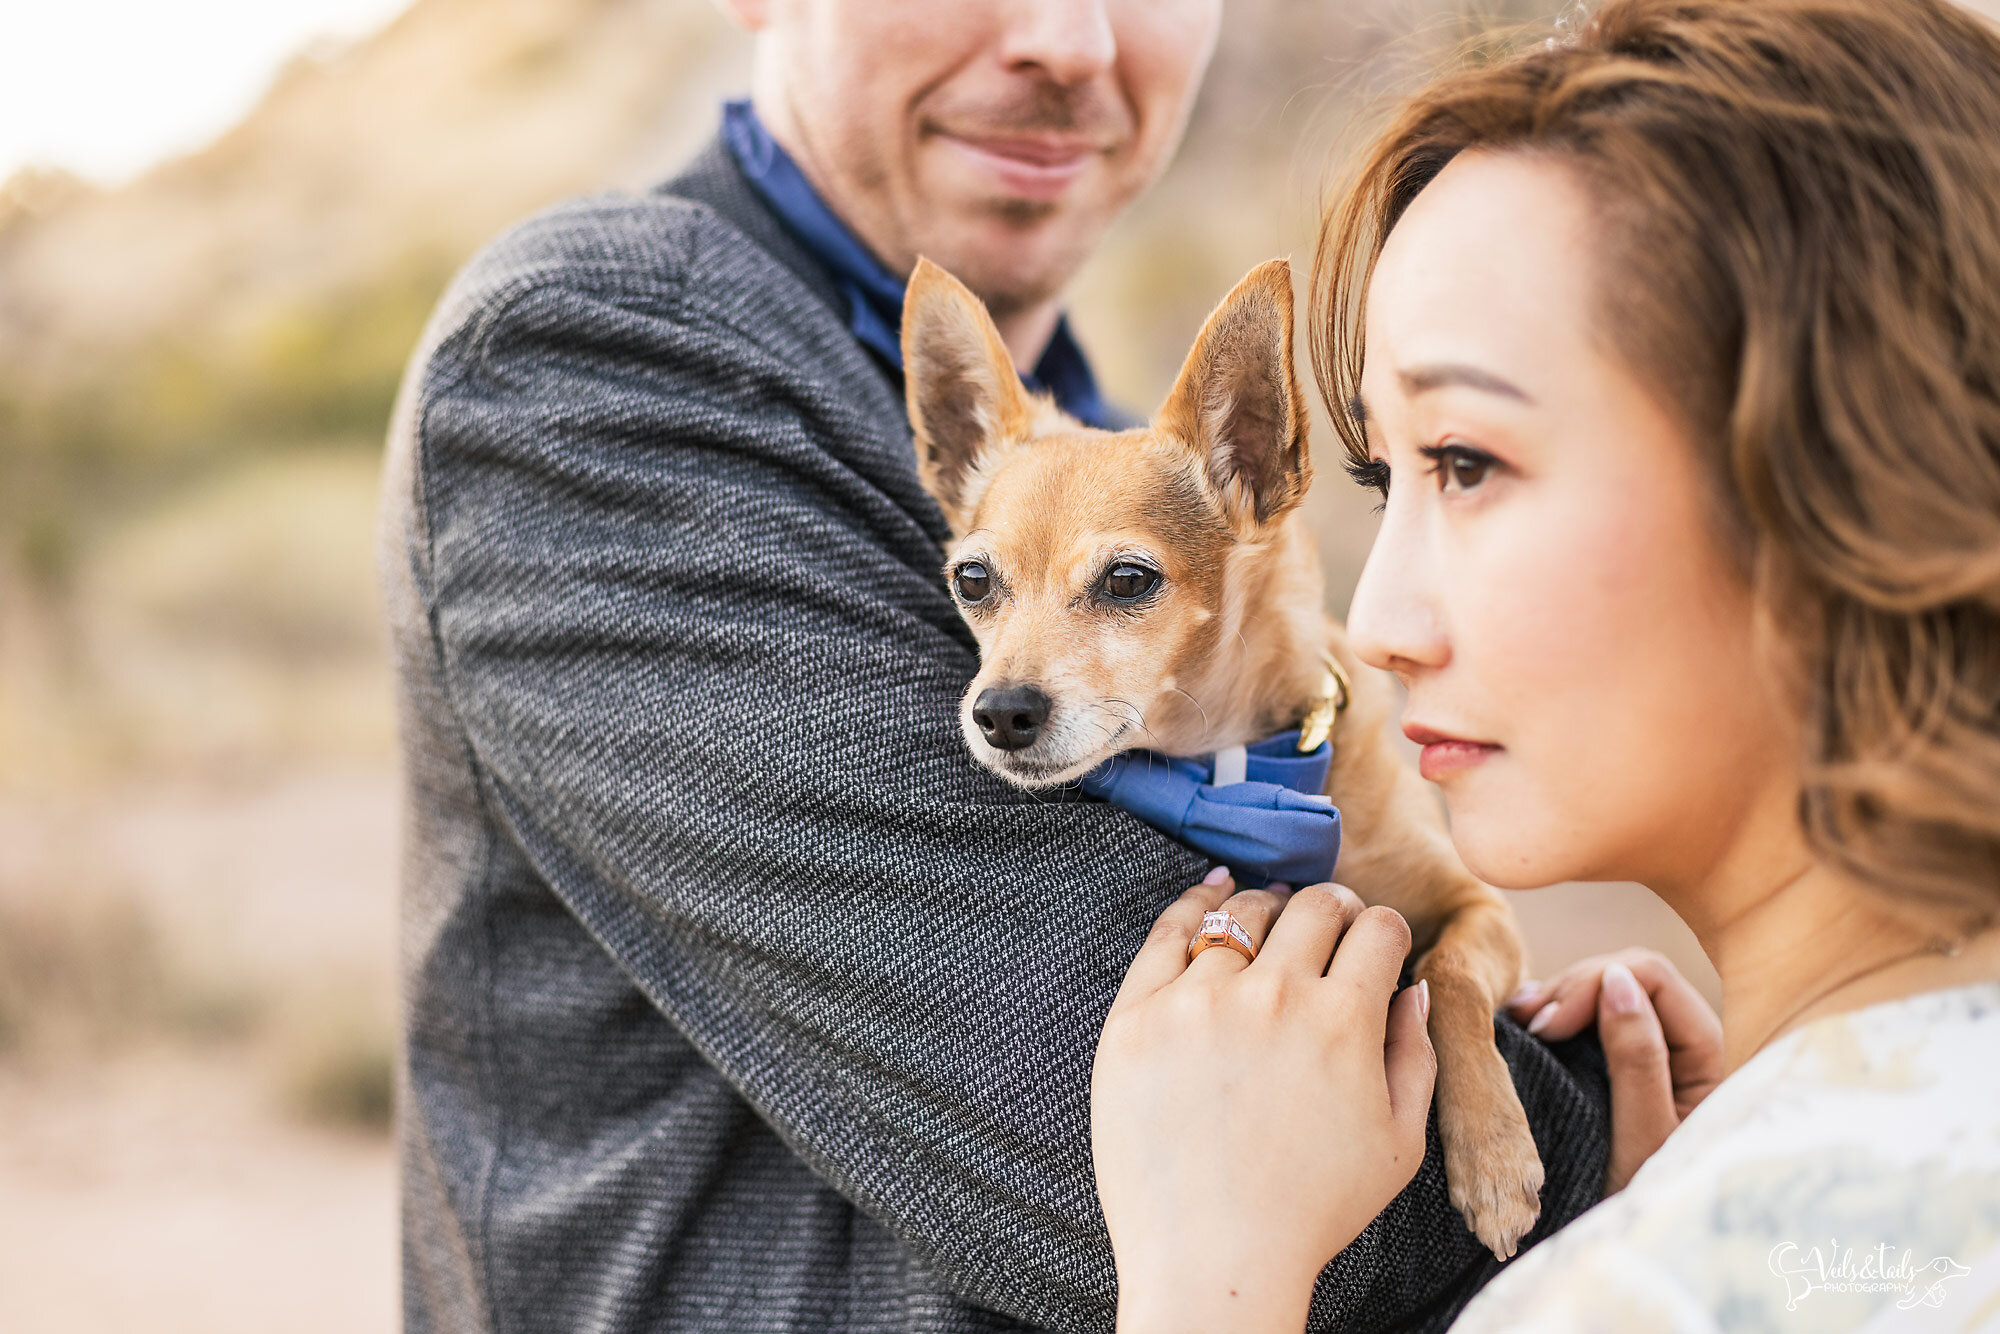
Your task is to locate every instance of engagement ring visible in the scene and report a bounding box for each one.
[1188,908,1257,964]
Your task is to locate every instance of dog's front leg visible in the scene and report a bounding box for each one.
[1415,894,1544,1259]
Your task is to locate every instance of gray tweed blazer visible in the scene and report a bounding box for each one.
[378,133,1611,1334]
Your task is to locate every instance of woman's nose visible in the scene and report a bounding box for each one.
[1344,501,1450,680]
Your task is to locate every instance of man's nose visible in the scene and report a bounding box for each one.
[1344,499,1450,681]
[973,684,1051,751]
[999,0,1115,86]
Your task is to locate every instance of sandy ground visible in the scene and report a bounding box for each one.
[0,1051,395,1334]
[0,767,399,1334]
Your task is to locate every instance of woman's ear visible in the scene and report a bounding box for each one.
[1155,258,1311,526]
[902,258,1031,534]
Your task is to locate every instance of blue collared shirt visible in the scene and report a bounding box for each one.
[720,99,1116,429]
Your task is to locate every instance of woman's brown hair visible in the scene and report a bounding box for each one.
[1312,0,2000,933]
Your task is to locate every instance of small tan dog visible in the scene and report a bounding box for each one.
[901,256,1544,1259]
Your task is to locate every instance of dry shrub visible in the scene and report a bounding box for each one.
[0,890,265,1057]
[274,989,395,1133]
[0,889,394,1133]
[0,892,167,1053]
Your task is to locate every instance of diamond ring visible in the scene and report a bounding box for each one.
[1188,908,1257,964]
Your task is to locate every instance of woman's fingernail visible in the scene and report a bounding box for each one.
[1267,881,1292,894]
[1601,961,1644,1016]
[1507,980,1541,1007]
[1416,978,1430,1022]
[1202,865,1232,885]
[1527,1000,1559,1036]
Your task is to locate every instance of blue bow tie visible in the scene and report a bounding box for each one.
[1081,729,1342,888]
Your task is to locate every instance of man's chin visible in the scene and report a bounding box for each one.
[906,193,1098,310]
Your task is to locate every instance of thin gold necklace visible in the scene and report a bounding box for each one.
[1749,932,1965,1054]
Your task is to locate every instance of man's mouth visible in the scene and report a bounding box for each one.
[932,131,1107,202]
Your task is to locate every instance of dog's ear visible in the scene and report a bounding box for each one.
[902,258,1032,532]
[1156,259,1311,526]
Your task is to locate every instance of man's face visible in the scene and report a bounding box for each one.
[739,0,1221,316]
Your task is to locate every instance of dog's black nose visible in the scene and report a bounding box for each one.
[973,685,1050,752]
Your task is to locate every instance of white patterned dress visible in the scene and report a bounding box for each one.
[1450,981,2000,1333]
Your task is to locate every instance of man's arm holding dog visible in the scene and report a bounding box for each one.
[392,196,1607,1331]
[400,197,1212,1329]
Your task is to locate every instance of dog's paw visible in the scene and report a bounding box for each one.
[1438,1069,1545,1262]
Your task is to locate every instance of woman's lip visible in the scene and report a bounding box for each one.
[1404,723,1500,782]
[936,133,1099,201]
[1403,722,1493,747]
[1417,740,1497,782]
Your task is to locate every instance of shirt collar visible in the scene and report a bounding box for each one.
[720,98,1115,430]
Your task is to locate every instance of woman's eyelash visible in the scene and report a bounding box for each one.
[1344,456,1391,511]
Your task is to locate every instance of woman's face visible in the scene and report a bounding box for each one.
[1347,150,1796,893]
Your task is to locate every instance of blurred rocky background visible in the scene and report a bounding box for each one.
[30,0,1991,1325]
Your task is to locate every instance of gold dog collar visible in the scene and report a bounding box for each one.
[1296,655,1352,754]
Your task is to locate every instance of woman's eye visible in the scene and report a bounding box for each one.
[953,562,991,603]
[1423,442,1497,494]
[1445,452,1489,490]
[1102,563,1161,602]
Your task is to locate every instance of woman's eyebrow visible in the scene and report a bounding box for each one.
[1397,362,1535,403]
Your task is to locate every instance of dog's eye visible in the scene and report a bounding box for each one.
[1101,563,1160,602]
[953,562,992,603]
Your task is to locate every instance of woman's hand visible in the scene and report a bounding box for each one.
[1091,871,1436,1334]
[1505,949,1723,1195]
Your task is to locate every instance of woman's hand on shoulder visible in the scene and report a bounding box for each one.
[1091,871,1436,1334]
[1506,948,1723,1196]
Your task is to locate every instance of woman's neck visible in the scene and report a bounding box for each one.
[1676,838,2000,1075]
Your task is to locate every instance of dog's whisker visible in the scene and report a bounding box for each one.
[1167,685,1210,732]
[1099,697,1157,747]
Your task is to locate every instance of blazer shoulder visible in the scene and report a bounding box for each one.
[430,190,767,335]
[414,183,892,420]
